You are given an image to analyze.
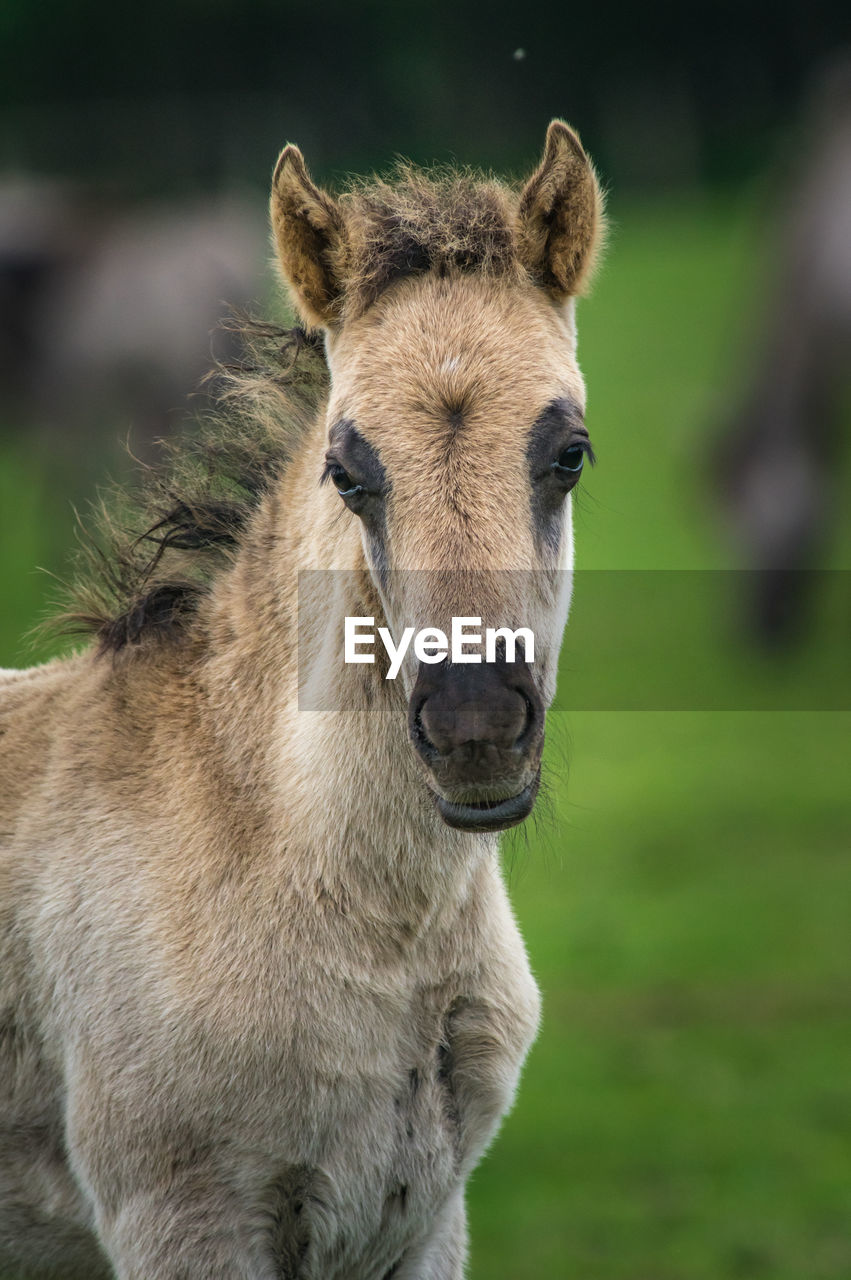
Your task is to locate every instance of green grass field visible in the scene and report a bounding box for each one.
[1,192,848,1278]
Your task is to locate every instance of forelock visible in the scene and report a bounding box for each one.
[338,165,525,321]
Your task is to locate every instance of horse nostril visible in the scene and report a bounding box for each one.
[410,697,437,757]
[517,690,536,747]
[417,687,530,757]
[407,659,544,772]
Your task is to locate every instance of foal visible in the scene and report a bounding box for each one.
[0,121,603,1278]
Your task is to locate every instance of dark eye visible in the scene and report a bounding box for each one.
[329,465,363,498]
[550,443,590,487]
[553,445,585,475]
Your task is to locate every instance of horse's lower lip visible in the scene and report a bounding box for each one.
[435,779,538,833]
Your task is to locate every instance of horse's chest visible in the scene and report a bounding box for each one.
[284,1064,457,1277]
[268,992,464,1277]
[173,911,536,1275]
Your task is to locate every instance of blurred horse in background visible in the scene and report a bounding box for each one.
[0,179,266,464]
[715,57,851,642]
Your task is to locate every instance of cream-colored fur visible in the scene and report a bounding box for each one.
[0,123,601,1278]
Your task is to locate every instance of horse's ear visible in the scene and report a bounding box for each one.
[270,144,347,328]
[516,120,604,299]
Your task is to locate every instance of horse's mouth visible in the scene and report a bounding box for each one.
[433,774,540,833]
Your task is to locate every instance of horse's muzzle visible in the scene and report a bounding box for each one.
[408,656,545,832]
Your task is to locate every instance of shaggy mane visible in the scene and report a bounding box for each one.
[58,318,329,652]
[337,163,526,320]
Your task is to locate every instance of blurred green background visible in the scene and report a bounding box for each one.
[1,2,849,1277]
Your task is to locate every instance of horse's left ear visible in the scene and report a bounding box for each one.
[517,120,604,299]
[270,144,348,328]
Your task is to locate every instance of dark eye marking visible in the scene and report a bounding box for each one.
[320,419,388,502]
[526,397,595,484]
[320,419,390,583]
[527,397,595,553]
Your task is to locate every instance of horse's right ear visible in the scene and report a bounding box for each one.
[270,145,347,328]
[516,121,604,299]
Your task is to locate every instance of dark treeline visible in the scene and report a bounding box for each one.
[0,0,847,193]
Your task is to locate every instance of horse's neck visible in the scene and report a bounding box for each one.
[198,413,490,928]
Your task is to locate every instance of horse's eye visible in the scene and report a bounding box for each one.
[553,445,585,475]
[330,465,363,498]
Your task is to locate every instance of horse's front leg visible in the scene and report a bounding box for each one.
[89,1179,277,1280]
[393,1189,467,1280]
[63,1043,286,1279]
